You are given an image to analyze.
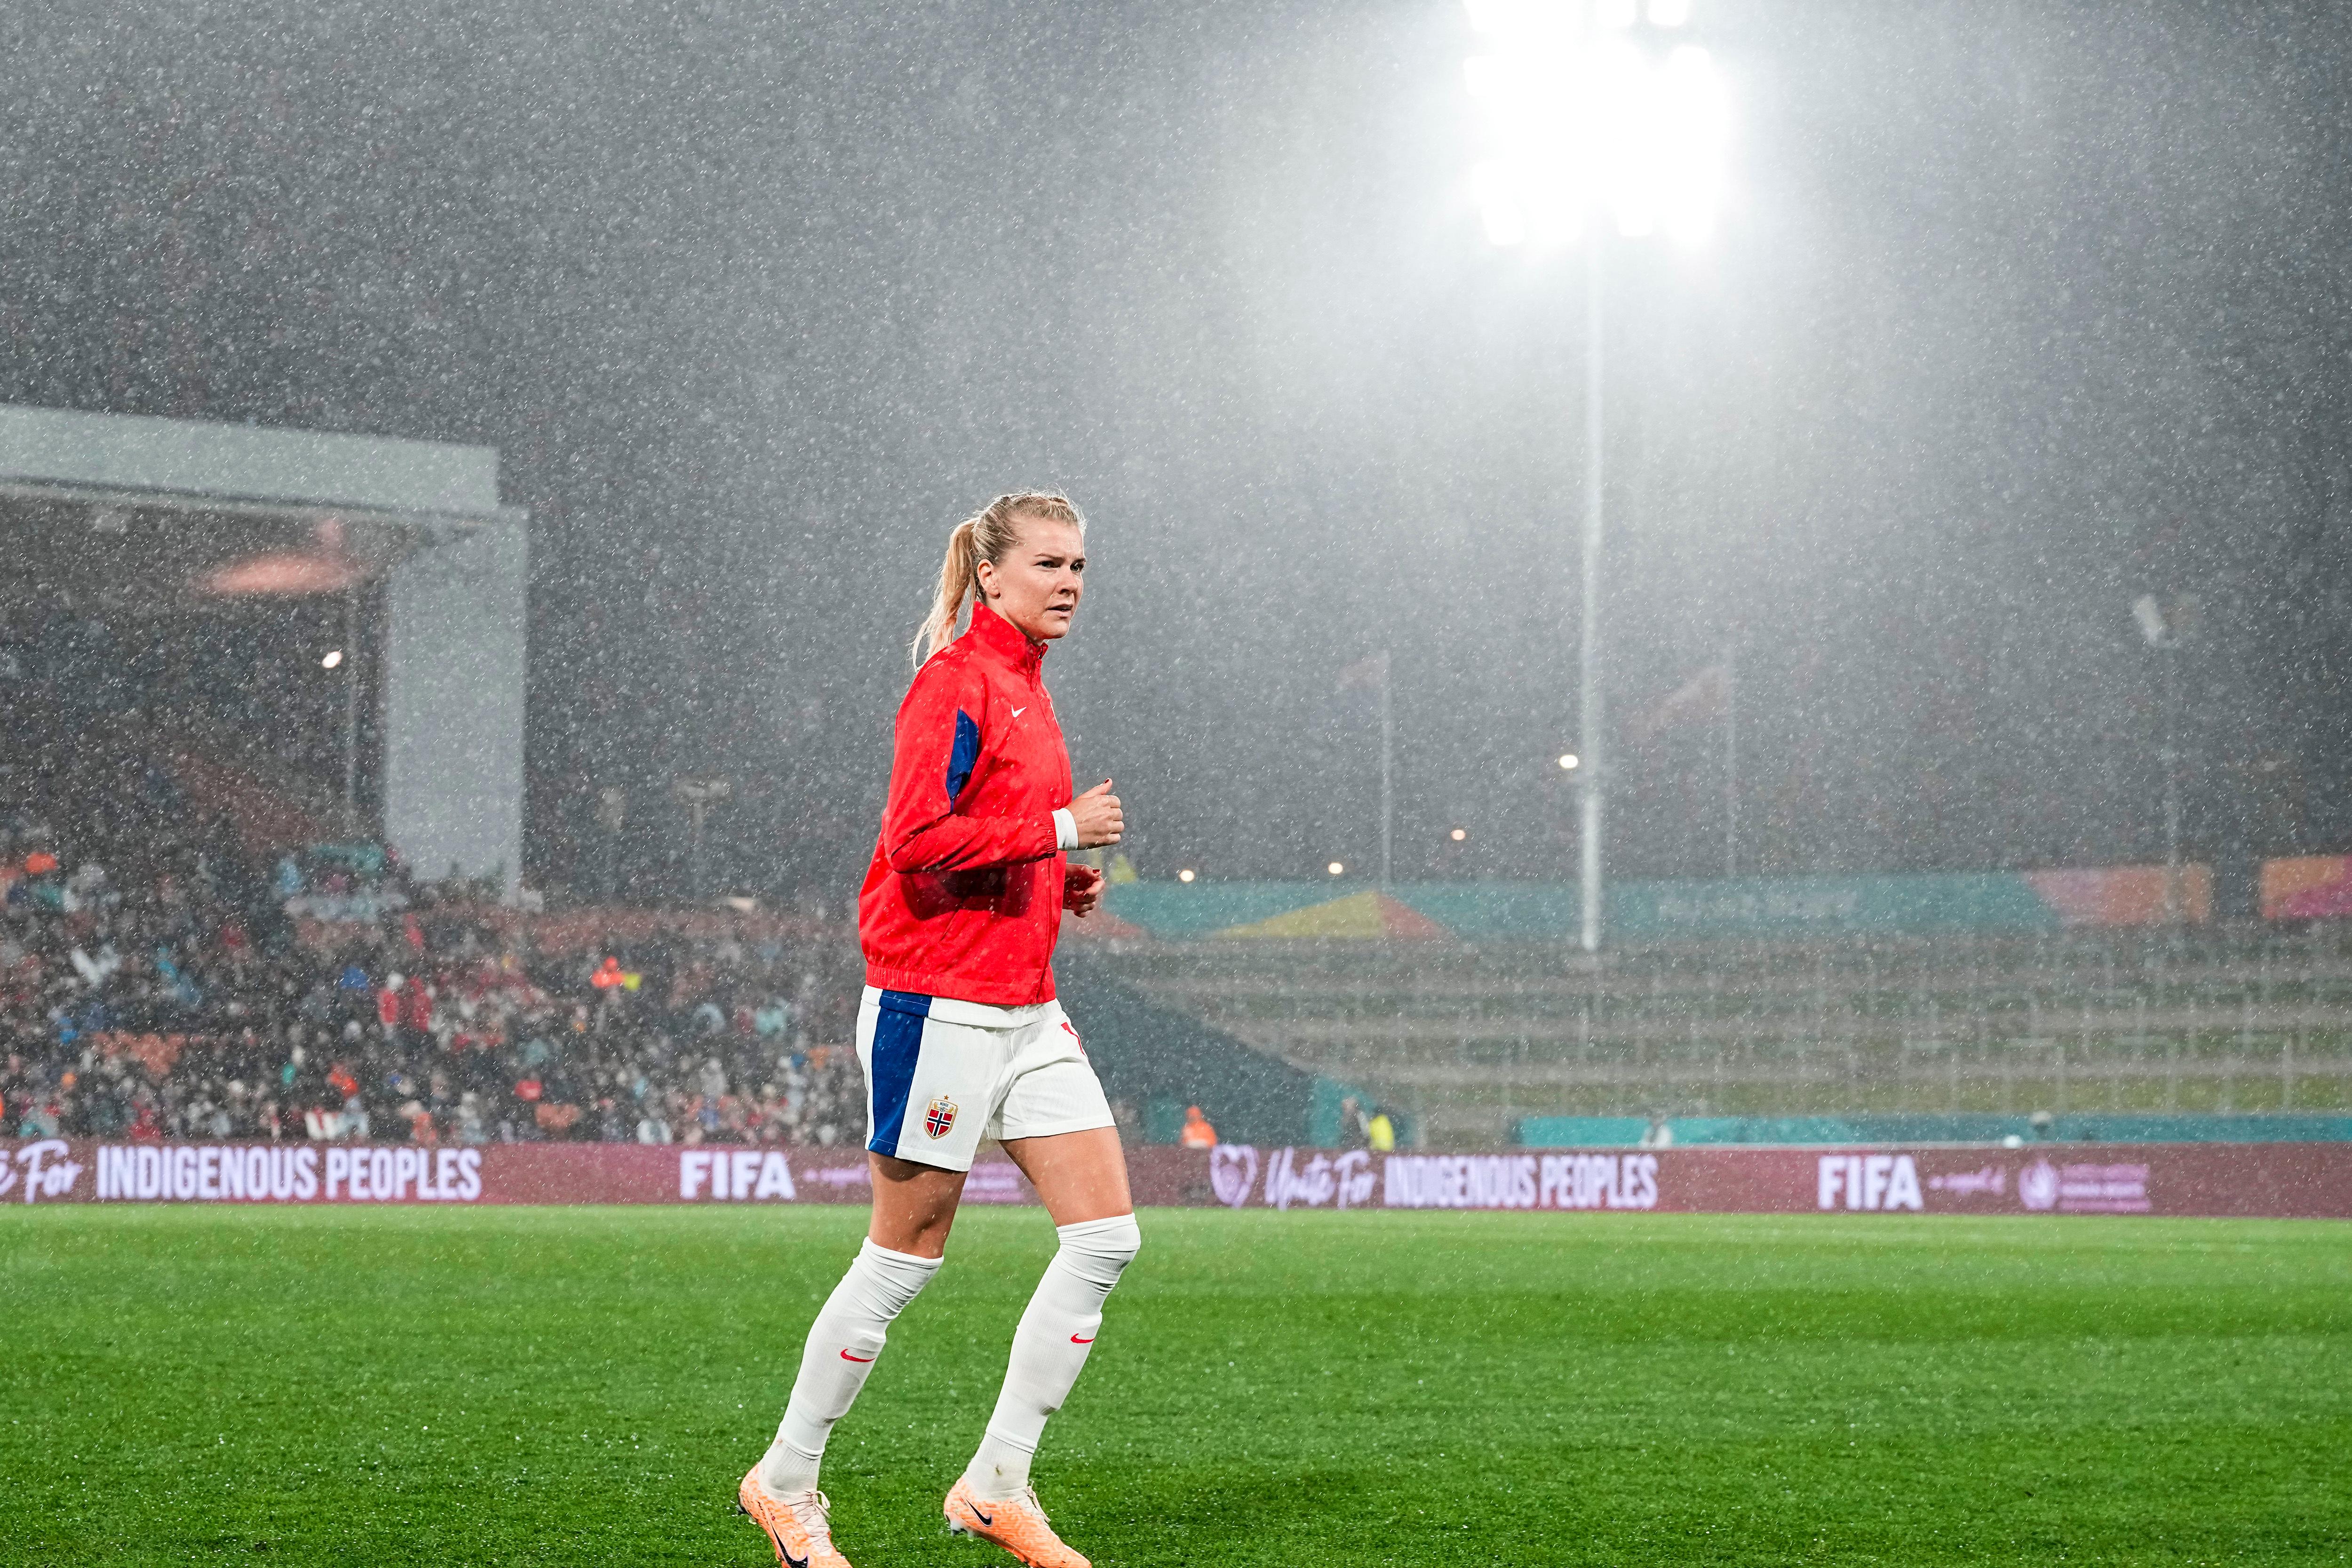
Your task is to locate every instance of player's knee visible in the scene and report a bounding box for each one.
[842,1235,946,1320]
[1105,1212,1142,1267]
[1058,1212,1141,1289]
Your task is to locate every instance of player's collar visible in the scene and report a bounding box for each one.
[966,601,1047,675]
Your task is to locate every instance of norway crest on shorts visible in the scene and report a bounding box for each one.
[923,1094,958,1140]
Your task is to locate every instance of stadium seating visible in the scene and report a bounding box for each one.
[1081,927,2352,1147]
[0,722,874,1148]
[14,700,2345,1159]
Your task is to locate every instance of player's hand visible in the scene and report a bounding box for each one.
[1064,863,1104,917]
[1066,779,1123,848]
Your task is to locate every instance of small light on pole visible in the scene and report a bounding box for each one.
[321,649,344,669]
[1327,861,1346,877]
[1177,868,1197,883]
[1450,827,1469,842]
[1557,753,1580,772]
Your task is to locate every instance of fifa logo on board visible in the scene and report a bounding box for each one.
[679,1150,799,1201]
[1816,1154,1925,1211]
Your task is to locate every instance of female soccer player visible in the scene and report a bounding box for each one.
[740,492,1136,1568]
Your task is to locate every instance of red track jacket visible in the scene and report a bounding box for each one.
[858,602,1077,1006]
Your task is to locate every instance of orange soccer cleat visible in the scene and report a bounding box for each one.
[943,1476,1090,1568]
[739,1465,854,1568]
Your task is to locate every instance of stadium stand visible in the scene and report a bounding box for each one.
[1051,959,1318,1147]
[1081,927,2352,1147]
[0,731,875,1147]
[9,685,2347,1157]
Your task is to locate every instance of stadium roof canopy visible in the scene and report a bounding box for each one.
[0,403,524,615]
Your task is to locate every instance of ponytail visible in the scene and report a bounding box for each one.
[910,491,1087,668]
[914,518,983,669]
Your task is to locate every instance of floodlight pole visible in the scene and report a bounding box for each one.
[689,801,708,903]
[2135,593,2191,926]
[341,585,360,835]
[1724,645,1739,878]
[2160,643,2183,924]
[1578,235,1606,955]
[1379,653,1394,889]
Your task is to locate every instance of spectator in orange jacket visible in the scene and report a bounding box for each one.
[1179,1104,1217,1149]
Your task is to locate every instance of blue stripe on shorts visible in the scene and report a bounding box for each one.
[866,990,932,1158]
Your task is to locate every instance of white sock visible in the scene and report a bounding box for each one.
[963,1213,1142,1502]
[759,1237,943,1496]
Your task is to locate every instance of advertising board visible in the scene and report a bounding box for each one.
[2261,855,2352,920]
[3,1139,2345,1218]
[1091,866,2224,943]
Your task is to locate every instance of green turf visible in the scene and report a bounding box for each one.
[1,1207,2347,1565]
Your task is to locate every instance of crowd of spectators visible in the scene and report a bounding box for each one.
[0,753,872,1149]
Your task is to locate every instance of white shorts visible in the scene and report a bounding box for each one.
[855,985,1114,1173]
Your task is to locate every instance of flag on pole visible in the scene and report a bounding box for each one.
[1336,649,1390,694]
[1628,650,1743,876]
[1628,659,1730,747]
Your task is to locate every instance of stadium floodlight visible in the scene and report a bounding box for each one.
[1451,827,1469,842]
[1177,868,1197,883]
[1465,0,1730,954]
[320,649,344,669]
[1327,861,1346,876]
[1463,2,1729,248]
[1557,753,1580,771]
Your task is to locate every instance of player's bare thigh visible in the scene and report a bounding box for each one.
[867,1126,1130,1256]
[1000,1126,1132,1226]
[868,1153,966,1258]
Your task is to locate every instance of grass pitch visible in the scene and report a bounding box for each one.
[1,1206,2346,1565]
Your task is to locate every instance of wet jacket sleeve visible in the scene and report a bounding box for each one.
[878,663,1060,873]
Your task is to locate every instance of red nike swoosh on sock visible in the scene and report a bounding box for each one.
[1070,1335,1095,1344]
[840,1350,876,1362]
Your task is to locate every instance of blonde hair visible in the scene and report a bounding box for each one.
[912,491,1086,667]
